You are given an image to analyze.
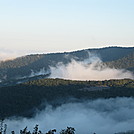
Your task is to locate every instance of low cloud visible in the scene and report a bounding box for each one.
[49,53,134,80]
[5,98,134,134]
[30,68,50,77]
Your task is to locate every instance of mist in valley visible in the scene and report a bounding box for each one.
[1,0,134,133]
[5,97,134,134]
[49,52,134,80]
[1,52,134,134]
[18,52,134,81]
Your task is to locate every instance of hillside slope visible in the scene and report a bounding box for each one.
[106,52,134,72]
[0,47,134,81]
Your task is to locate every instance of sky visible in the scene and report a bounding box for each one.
[0,0,134,59]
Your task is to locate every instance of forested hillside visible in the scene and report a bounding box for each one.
[0,47,134,82]
[106,52,134,71]
[0,78,134,119]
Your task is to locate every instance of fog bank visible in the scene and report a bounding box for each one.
[49,54,134,80]
[6,97,134,134]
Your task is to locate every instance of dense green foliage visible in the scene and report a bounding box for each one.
[0,78,134,118]
[0,47,134,81]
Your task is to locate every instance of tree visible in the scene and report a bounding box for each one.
[46,129,56,134]
[60,127,75,134]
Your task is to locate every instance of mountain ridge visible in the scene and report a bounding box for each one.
[0,46,134,82]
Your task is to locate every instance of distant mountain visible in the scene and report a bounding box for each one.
[0,46,134,82]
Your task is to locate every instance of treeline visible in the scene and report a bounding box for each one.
[115,131,134,134]
[0,78,134,118]
[0,120,75,134]
[0,120,134,134]
[24,78,134,88]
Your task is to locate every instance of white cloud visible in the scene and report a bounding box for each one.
[49,54,134,80]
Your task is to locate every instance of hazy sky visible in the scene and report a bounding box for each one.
[0,0,134,57]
